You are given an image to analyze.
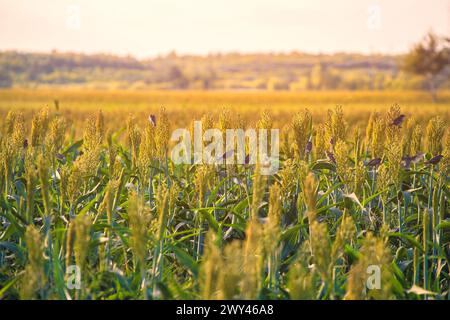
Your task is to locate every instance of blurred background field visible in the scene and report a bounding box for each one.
[1,89,449,137]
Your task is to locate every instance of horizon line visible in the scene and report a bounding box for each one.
[0,48,406,60]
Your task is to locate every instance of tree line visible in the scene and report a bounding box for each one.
[0,33,448,94]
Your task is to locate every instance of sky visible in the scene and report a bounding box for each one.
[0,0,449,58]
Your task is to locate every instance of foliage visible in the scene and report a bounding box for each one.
[403,32,450,101]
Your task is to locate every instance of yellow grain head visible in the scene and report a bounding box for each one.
[201,113,214,131]
[83,111,104,150]
[7,111,26,158]
[278,159,297,198]
[385,142,402,188]
[156,185,169,241]
[95,110,105,141]
[291,109,312,159]
[20,225,45,299]
[78,145,101,178]
[155,107,170,160]
[365,112,375,148]
[353,161,366,196]
[128,191,150,267]
[402,117,416,155]
[331,210,356,260]
[236,113,247,130]
[385,104,402,144]
[4,110,19,136]
[376,163,391,201]
[280,125,292,159]
[334,139,352,185]
[410,124,423,155]
[303,172,317,219]
[325,105,347,149]
[287,245,315,300]
[67,164,83,206]
[241,217,264,299]
[345,233,393,300]
[217,241,242,299]
[102,179,119,225]
[106,128,117,175]
[257,109,273,131]
[126,113,141,168]
[74,214,92,273]
[46,116,67,155]
[426,116,446,155]
[310,219,332,283]
[314,123,326,160]
[370,112,385,158]
[194,165,215,206]
[217,107,232,131]
[30,108,49,148]
[200,231,222,300]
[137,122,156,182]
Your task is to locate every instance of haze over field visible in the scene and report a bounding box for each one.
[0,0,449,57]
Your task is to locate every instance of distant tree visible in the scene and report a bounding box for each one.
[168,65,188,89]
[200,69,217,90]
[0,68,12,88]
[403,32,450,102]
[322,69,341,90]
[310,63,324,90]
[266,77,289,91]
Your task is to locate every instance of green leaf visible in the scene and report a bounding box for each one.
[317,182,342,206]
[171,245,199,277]
[311,160,336,172]
[436,220,450,231]
[197,208,220,231]
[388,233,423,253]
[0,273,23,299]
[62,139,83,155]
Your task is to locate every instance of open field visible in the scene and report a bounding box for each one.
[0,89,449,300]
[1,89,449,137]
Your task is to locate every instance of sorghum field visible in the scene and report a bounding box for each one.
[0,89,449,300]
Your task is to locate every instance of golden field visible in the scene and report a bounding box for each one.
[1,89,449,132]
